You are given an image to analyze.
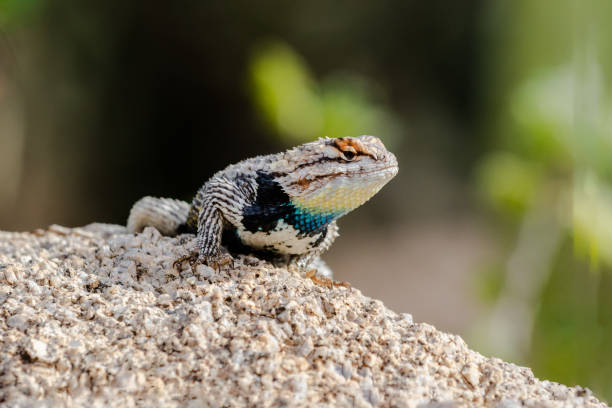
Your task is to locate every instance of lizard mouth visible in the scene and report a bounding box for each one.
[354,164,398,178]
[290,165,396,190]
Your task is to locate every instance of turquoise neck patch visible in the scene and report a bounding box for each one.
[283,203,344,234]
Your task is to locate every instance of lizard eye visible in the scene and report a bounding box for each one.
[332,138,360,161]
[341,150,356,161]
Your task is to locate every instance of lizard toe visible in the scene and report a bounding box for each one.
[173,250,200,270]
[201,253,234,271]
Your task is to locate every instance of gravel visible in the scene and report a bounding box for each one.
[0,224,607,407]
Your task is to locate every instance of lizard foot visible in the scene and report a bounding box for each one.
[204,253,234,271]
[173,250,200,271]
[305,270,350,289]
[173,251,234,272]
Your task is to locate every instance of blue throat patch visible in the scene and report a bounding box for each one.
[284,206,343,234]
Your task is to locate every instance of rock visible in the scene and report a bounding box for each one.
[0,224,608,407]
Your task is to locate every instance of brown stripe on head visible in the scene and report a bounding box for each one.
[290,172,343,191]
[332,136,384,160]
[295,177,311,188]
[334,137,362,154]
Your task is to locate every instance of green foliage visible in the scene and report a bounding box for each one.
[0,0,43,26]
[249,42,322,142]
[573,172,612,268]
[531,239,612,394]
[476,0,612,401]
[476,152,542,218]
[249,41,399,146]
[509,68,574,165]
[475,262,506,305]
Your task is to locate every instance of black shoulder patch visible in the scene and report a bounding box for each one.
[241,171,293,233]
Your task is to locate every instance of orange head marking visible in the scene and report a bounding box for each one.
[332,136,382,161]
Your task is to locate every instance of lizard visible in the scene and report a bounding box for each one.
[126,135,398,277]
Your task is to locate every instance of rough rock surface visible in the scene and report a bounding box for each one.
[0,224,607,408]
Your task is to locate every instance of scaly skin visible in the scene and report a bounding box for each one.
[127,136,398,275]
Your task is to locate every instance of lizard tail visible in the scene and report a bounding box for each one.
[127,196,191,236]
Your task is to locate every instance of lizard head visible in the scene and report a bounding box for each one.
[273,135,398,220]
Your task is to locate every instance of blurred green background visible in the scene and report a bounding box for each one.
[1,0,611,401]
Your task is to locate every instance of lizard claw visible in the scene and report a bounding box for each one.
[173,250,200,270]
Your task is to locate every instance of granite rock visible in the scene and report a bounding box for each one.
[0,224,607,407]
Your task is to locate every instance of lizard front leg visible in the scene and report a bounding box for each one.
[189,176,255,269]
[291,221,349,288]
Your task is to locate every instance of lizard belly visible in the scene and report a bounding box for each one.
[236,219,324,255]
